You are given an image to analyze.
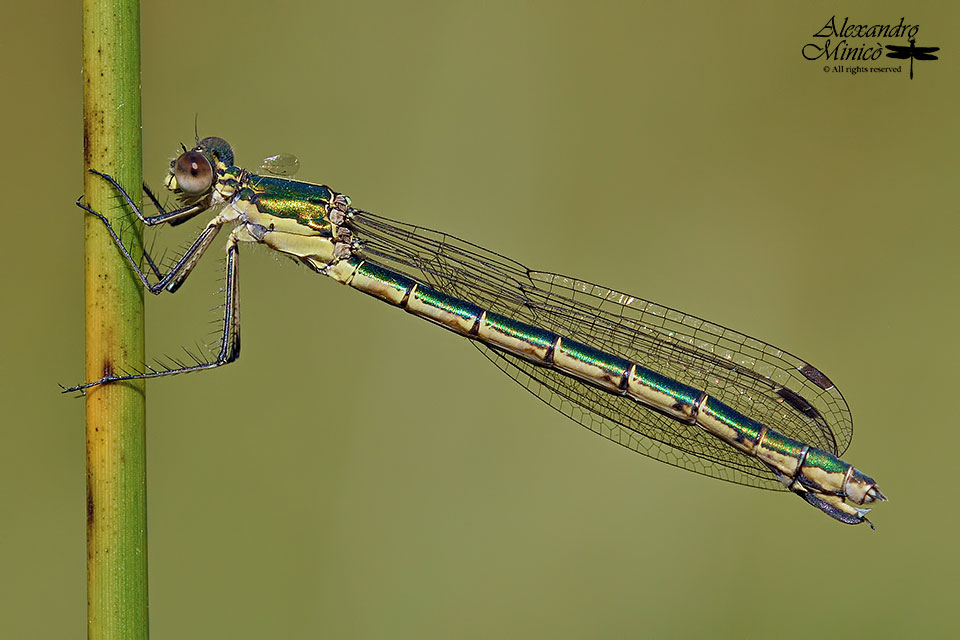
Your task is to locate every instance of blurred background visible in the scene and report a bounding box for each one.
[2,1,958,638]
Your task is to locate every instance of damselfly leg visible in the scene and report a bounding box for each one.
[64,170,241,394]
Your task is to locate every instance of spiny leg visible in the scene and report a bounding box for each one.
[139,185,172,279]
[92,169,208,226]
[137,180,207,277]
[76,176,222,294]
[62,230,244,394]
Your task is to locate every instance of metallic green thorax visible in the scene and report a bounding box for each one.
[242,175,335,234]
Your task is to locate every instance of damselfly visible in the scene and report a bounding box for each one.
[68,136,886,527]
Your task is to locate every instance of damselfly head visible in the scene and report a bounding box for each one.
[164,136,235,197]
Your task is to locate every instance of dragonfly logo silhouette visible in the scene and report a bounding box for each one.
[885,38,940,79]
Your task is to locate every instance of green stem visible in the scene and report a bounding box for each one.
[81,1,148,638]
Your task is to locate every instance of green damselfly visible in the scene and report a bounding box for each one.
[68,136,886,527]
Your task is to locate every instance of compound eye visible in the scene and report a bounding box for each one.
[173,151,214,195]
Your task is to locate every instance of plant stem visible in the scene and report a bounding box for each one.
[81,1,148,638]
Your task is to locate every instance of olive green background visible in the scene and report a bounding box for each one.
[2,1,957,638]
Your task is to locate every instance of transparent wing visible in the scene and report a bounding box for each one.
[476,344,783,488]
[347,209,853,488]
[258,153,301,177]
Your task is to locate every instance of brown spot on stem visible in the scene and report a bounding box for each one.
[86,476,95,529]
